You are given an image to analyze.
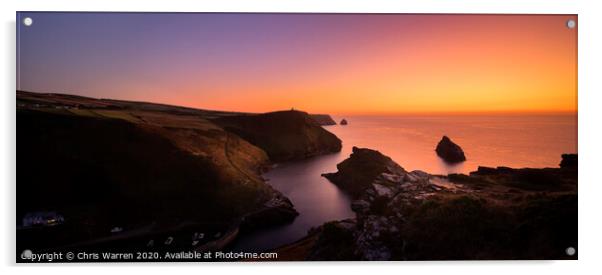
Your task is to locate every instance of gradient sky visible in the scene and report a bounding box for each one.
[17,13,577,114]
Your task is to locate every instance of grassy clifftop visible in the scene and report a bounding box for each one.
[17,108,279,251]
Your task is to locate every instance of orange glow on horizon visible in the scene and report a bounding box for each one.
[166,15,576,115]
[21,14,576,115]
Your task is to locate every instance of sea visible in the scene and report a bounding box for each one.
[230,114,577,252]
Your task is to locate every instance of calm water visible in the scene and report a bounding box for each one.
[230,153,355,252]
[231,114,577,252]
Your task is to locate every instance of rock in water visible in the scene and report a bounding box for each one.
[435,136,466,163]
[340,119,348,125]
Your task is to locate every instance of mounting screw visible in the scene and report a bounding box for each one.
[566,246,576,256]
[566,19,576,29]
[23,17,33,27]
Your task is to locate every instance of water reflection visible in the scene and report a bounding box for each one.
[230,152,354,252]
[328,114,577,175]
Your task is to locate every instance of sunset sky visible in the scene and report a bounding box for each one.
[17,13,577,115]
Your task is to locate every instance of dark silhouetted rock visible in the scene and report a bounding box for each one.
[340,119,348,125]
[302,150,577,260]
[240,193,299,232]
[435,136,466,163]
[560,154,577,169]
[322,147,406,197]
[310,114,337,126]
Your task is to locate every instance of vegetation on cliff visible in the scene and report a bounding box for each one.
[16,91,342,253]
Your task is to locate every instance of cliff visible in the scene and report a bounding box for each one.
[309,114,337,126]
[16,91,320,253]
[214,110,342,162]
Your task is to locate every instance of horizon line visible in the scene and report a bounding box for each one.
[16,90,577,117]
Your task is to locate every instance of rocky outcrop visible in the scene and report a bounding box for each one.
[310,114,337,126]
[318,148,447,260]
[214,110,342,162]
[435,135,466,163]
[307,151,577,260]
[322,147,406,197]
[240,192,299,232]
[340,119,348,125]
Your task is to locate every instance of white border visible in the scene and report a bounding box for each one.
[2,0,602,274]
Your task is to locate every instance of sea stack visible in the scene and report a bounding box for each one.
[435,136,466,163]
[340,119,348,125]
